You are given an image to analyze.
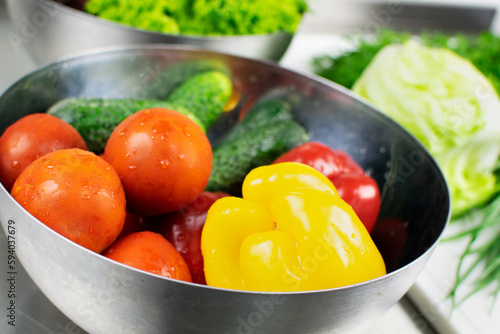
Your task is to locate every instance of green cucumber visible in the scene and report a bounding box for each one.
[206,119,309,195]
[47,98,204,154]
[167,70,233,128]
[144,60,231,99]
[48,70,233,154]
[215,98,294,146]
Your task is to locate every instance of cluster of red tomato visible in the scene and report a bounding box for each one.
[0,109,211,283]
[0,107,402,285]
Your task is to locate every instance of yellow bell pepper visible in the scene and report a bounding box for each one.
[201,162,386,292]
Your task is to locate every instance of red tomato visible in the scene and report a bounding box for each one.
[331,173,381,233]
[116,211,147,240]
[104,108,213,216]
[11,148,126,253]
[272,141,364,180]
[273,142,380,231]
[370,217,408,272]
[149,191,229,285]
[104,231,192,282]
[0,113,87,191]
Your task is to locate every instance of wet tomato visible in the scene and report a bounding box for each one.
[104,231,192,282]
[116,211,147,240]
[149,191,230,284]
[11,148,126,253]
[104,108,213,217]
[272,141,364,180]
[273,141,381,232]
[0,113,87,191]
[331,173,381,233]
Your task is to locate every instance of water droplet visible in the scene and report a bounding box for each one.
[11,161,21,169]
[82,195,91,200]
[160,160,169,168]
[177,234,185,242]
[128,166,137,170]
[175,258,185,267]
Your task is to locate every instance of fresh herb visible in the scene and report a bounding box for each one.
[445,162,500,309]
[312,29,500,95]
[312,29,411,89]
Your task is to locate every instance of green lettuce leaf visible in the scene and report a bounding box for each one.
[437,131,500,217]
[352,40,500,215]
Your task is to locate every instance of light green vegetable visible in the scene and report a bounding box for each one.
[353,40,500,157]
[352,40,500,216]
[85,0,181,34]
[312,29,500,96]
[85,0,308,36]
[437,131,500,217]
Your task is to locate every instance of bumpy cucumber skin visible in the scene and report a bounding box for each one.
[206,119,309,195]
[216,99,294,146]
[48,98,204,153]
[167,71,233,128]
[48,70,232,153]
[145,60,230,99]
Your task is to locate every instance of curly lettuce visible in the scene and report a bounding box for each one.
[85,0,308,36]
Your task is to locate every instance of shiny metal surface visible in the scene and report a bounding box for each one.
[0,45,450,334]
[6,0,294,65]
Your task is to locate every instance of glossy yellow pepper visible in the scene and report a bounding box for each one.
[201,162,386,292]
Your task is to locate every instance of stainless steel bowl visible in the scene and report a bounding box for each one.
[0,45,450,334]
[6,0,294,65]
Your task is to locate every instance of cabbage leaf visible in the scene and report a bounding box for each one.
[352,40,500,215]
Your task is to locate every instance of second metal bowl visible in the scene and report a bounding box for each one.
[6,0,295,65]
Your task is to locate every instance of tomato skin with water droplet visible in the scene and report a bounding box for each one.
[331,173,381,233]
[149,191,229,285]
[103,108,212,217]
[10,148,126,254]
[0,113,87,191]
[104,231,192,282]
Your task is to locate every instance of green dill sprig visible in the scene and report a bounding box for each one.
[444,162,500,310]
[312,29,500,95]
